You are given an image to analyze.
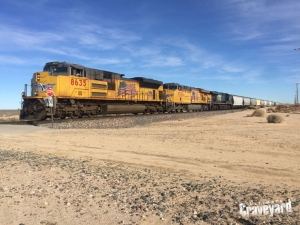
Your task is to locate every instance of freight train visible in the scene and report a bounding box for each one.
[20,62,280,120]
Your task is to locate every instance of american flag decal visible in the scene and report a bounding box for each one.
[192,91,199,100]
[117,81,137,98]
[148,91,153,98]
[39,83,56,91]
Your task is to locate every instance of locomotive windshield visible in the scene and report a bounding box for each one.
[44,65,69,76]
[163,84,178,90]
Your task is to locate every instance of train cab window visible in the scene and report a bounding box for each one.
[103,73,112,79]
[75,69,83,77]
[71,68,83,77]
[178,86,182,91]
[45,66,68,76]
[164,84,178,90]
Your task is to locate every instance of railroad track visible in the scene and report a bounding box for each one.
[0,109,243,126]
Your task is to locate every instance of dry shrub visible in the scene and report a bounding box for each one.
[248,106,256,109]
[260,105,265,108]
[251,109,266,117]
[0,116,19,122]
[267,114,284,123]
[267,107,277,113]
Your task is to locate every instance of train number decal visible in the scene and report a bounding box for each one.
[71,78,86,86]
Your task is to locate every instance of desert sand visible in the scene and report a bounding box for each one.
[0,109,299,224]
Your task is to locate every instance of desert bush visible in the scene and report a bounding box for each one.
[248,106,256,109]
[267,114,284,123]
[260,105,265,108]
[0,116,19,122]
[251,109,266,117]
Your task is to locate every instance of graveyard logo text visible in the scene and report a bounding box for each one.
[239,199,292,217]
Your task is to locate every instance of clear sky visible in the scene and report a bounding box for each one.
[1,0,300,109]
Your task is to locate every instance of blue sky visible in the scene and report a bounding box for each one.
[1,0,300,109]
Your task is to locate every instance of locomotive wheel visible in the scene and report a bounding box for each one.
[34,103,47,120]
[70,114,78,119]
[87,109,97,118]
[70,111,80,119]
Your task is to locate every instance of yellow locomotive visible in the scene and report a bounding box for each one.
[163,83,212,112]
[20,62,212,120]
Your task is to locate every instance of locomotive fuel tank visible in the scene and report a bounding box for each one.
[103,104,145,114]
[187,105,203,111]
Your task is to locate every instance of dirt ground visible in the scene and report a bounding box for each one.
[0,109,299,224]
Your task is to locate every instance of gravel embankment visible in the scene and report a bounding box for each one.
[0,150,299,225]
[39,110,241,129]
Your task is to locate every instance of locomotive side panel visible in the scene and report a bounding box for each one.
[191,89,211,105]
[59,76,90,98]
[114,79,139,101]
[138,87,164,102]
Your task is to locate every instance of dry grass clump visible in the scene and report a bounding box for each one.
[250,109,266,117]
[0,116,19,122]
[267,114,284,123]
[267,107,277,113]
[274,105,300,114]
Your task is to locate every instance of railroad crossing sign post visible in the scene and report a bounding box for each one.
[46,86,54,128]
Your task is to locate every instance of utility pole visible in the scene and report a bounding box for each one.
[294,48,300,104]
[296,83,300,105]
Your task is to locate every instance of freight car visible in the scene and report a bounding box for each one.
[19,61,277,120]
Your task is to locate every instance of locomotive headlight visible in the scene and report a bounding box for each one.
[34,92,38,96]
[37,73,40,81]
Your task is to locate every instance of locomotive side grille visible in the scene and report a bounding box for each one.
[108,83,115,90]
[92,83,107,89]
[92,92,106,97]
[159,91,164,100]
